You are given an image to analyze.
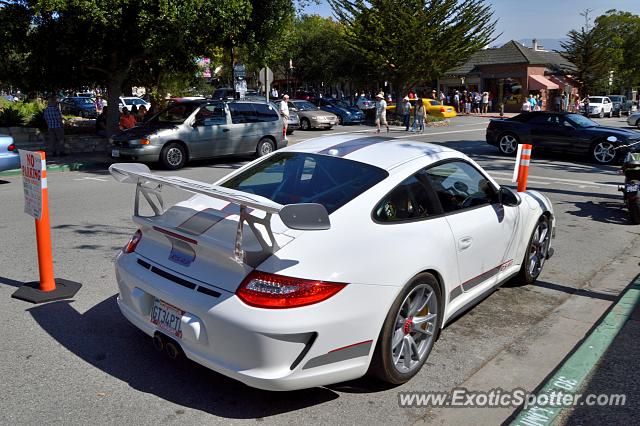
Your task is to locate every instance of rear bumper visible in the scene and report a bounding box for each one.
[486,128,500,146]
[111,144,162,162]
[114,252,393,391]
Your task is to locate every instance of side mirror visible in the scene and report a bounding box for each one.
[499,186,521,207]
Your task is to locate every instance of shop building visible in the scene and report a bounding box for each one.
[440,40,577,112]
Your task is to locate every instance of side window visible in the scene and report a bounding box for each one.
[195,104,226,125]
[528,114,555,125]
[253,103,279,122]
[424,161,496,213]
[228,103,257,124]
[374,175,434,222]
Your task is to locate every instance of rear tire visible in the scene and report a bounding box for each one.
[256,137,275,157]
[514,216,551,284]
[369,273,442,385]
[160,142,187,170]
[300,118,311,130]
[598,110,604,118]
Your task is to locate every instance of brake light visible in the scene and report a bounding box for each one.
[7,144,15,152]
[440,107,446,112]
[237,271,346,309]
[140,138,151,145]
[124,229,142,253]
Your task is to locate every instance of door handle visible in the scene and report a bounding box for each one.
[222,129,230,132]
[458,237,473,251]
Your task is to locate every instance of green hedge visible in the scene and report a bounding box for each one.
[0,99,46,128]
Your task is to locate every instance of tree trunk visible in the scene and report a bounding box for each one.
[106,74,127,135]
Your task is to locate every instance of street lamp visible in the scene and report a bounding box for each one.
[287,59,293,95]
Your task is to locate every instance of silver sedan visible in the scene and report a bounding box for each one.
[0,134,20,172]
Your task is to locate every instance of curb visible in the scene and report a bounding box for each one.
[0,161,110,177]
[509,277,640,426]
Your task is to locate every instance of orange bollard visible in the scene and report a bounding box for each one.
[517,144,532,192]
[34,151,56,292]
[12,150,82,304]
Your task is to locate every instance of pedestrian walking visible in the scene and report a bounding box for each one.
[481,91,489,114]
[536,94,543,111]
[439,91,446,103]
[521,97,531,112]
[375,92,389,133]
[43,96,66,156]
[119,107,136,130]
[583,95,590,116]
[280,94,290,141]
[465,93,472,115]
[403,96,411,131]
[414,98,425,133]
[453,91,460,113]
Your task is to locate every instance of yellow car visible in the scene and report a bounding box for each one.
[422,99,457,118]
[386,99,457,118]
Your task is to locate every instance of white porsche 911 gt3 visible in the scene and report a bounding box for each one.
[110,134,555,391]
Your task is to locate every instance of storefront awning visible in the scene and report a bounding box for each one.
[528,74,559,90]
[548,74,574,89]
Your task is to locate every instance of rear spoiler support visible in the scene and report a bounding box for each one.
[109,163,329,265]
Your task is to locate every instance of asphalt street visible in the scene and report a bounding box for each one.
[1,115,638,425]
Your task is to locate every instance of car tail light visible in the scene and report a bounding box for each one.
[140,138,151,145]
[440,107,446,113]
[7,143,15,152]
[237,271,346,309]
[124,229,142,253]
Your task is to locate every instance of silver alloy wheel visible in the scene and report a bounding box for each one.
[166,147,183,167]
[593,141,616,163]
[527,219,550,278]
[391,283,438,374]
[499,134,518,154]
[259,139,274,156]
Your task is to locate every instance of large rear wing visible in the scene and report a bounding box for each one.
[109,163,330,264]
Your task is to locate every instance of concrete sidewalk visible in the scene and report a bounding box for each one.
[0,152,113,177]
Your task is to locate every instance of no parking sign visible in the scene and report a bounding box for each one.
[19,150,45,219]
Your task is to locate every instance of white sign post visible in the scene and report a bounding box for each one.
[20,150,44,220]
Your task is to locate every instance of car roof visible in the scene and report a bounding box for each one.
[282,135,459,172]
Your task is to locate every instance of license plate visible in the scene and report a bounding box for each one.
[626,183,638,192]
[150,299,184,339]
[112,149,120,158]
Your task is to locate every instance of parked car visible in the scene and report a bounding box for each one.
[0,134,20,172]
[356,96,375,110]
[287,100,338,130]
[212,87,235,100]
[119,96,151,112]
[316,98,365,125]
[487,111,640,164]
[608,95,632,117]
[626,111,640,128]
[293,90,317,102]
[273,100,300,134]
[110,100,285,169]
[109,134,554,390]
[60,97,98,118]
[583,96,613,118]
[422,99,457,118]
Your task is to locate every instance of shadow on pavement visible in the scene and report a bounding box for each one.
[0,275,24,288]
[530,280,618,302]
[27,296,338,418]
[563,304,640,424]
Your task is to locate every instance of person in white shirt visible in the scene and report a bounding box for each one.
[521,97,531,112]
[280,95,290,141]
[271,87,278,98]
[375,92,389,133]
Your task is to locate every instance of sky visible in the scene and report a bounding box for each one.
[305,0,640,47]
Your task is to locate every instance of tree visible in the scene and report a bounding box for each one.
[329,0,497,108]
[28,0,250,132]
[0,1,33,90]
[559,26,608,96]
[593,10,640,93]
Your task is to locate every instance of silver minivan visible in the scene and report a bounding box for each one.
[110,100,285,169]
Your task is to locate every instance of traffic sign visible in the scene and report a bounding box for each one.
[258,67,274,86]
[20,150,44,219]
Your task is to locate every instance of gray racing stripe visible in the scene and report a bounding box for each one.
[318,136,392,157]
[302,341,372,370]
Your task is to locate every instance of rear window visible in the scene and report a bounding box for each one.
[229,103,257,124]
[221,152,388,214]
